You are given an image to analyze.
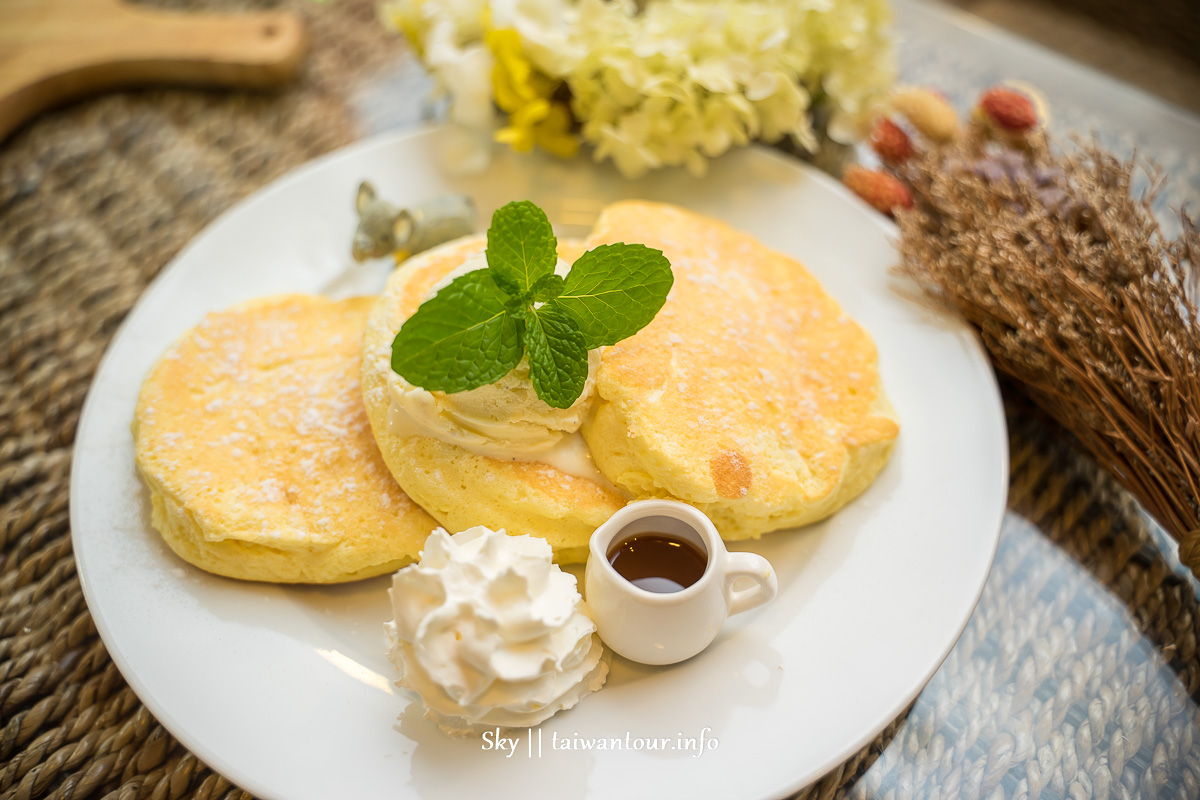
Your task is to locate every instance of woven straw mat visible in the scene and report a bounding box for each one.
[1,0,1198,798]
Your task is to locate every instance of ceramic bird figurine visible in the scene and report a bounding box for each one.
[352,182,476,263]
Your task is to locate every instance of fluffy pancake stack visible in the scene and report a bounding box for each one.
[360,201,897,556]
[133,201,898,582]
[360,238,624,565]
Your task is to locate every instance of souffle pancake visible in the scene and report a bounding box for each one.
[581,201,899,540]
[133,294,438,583]
[360,236,624,564]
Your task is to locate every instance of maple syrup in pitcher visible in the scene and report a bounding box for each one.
[606,530,708,593]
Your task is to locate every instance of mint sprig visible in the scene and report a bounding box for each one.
[391,200,673,409]
[485,200,557,295]
[389,270,523,394]
[555,243,677,348]
[524,305,589,409]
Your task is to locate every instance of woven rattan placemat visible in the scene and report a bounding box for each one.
[2,1,1198,798]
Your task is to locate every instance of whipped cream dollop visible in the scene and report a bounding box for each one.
[387,253,601,460]
[385,526,609,736]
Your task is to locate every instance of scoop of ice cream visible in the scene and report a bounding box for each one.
[387,252,600,457]
[385,526,609,736]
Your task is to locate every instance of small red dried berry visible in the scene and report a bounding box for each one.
[843,165,914,217]
[870,118,914,164]
[977,87,1038,132]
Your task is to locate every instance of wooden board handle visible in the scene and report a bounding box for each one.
[0,1,308,142]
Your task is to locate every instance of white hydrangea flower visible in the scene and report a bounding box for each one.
[562,0,893,177]
[382,0,495,168]
[381,0,894,178]
[490,0,583,76]
[380,0,488,51]
[750,71,812,145]
[429,39,494,129]
[592,124,660,179]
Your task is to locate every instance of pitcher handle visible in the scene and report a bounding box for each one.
[723,552,778,616]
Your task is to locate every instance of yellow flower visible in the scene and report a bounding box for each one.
[380,0,428,57]
[532,103,578,158]
[487,28,578,158]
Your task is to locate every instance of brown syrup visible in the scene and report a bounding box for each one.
[606,532,708,593]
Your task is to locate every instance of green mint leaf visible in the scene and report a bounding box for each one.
[553,243,673,348]
[486,201,558,295]
[524,305,589,409]
[490,270,521,298]
[391,270,523,393]
[529,273,565,303]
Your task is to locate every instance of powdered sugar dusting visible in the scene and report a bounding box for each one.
[587,202,893,499]
[136,297,422,549]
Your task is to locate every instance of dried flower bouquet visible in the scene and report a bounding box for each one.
[850,85,1200,577]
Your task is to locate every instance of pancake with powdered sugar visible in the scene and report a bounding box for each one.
[133,294,438,582]
[580,201,899,540]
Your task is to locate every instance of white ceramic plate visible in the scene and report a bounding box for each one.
[72,128,1006,800]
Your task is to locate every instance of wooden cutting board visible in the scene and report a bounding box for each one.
[0,0,308,142]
